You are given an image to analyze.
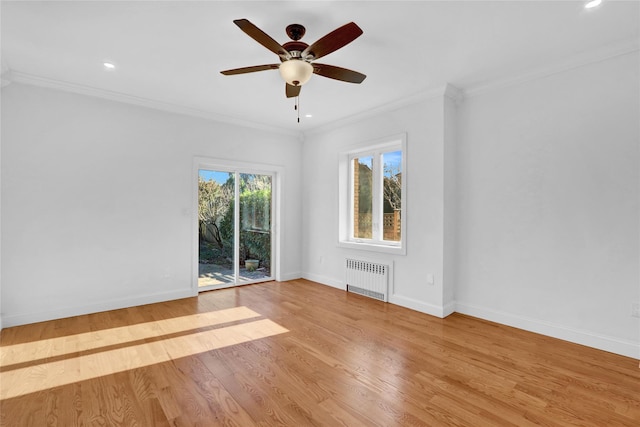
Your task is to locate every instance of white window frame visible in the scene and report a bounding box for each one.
[192,157,283,293]
[338,133,407,255]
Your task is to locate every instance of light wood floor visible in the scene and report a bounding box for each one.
[1,279,638,426]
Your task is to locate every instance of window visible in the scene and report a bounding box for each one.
[194,157,282,291]
[339,134,406,254]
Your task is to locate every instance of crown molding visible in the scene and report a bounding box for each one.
[303,84,460,137]
[443,83,463,105]
[463,38,639,98]
[5,70,301,138]
[303,38,638,136]
[5,37,636,139]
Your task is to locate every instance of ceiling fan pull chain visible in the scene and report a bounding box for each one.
[296,95,300,123]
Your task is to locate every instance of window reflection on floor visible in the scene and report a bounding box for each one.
[0,308,288,400]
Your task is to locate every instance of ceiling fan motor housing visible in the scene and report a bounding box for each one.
[286,23,306,41]
[282,41,309,59]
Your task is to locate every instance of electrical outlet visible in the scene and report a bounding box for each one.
[426,274,435,286]
[632,303,640,318]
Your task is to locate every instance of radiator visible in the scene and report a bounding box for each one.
[345,258,389,302]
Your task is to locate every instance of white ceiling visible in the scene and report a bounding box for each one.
[2,1,638,134]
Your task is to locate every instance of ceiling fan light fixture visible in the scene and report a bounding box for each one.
[279,59,313,86]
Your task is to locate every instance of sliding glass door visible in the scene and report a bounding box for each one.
[197,168,273,290]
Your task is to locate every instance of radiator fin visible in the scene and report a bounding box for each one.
[345,258,389,302]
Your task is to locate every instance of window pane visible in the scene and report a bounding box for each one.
[198,170,235,287]
[239,173,272,283]
[353,156,373,239]
[382,150,402,241]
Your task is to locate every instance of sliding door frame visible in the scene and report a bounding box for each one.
[192,156,283,294]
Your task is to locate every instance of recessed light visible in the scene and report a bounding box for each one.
[103,62,115,69]
[585,0,602,9]
[305,114,313,118]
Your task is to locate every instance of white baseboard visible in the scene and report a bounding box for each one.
[390,294,450,318]
[301,272,345,290]
[279,271,303,282]
[21,276,630,359]
[443,301,456,317]
[1,288,195,328]
[302,273,454,318]
[302,273,455,318]
[455,301,640,360]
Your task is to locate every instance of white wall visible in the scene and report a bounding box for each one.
[456,51,639,358]
[302,87,457,317]
[301,52,639,358]
[1,83,302,326]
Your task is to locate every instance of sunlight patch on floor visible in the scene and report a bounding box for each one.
[0,306,261,367]
[0,318,288,400]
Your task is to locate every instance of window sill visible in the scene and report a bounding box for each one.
[338,240,406,255]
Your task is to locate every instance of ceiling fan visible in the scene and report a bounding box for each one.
[220,19,366,99]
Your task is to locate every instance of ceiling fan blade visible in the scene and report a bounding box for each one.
[302,22,363,60]
[234,19,289,59]
[312,64,366,84]
[220,64,280,75]
[286,83,301,98]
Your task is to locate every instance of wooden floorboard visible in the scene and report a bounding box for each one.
[1,279,638,426]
